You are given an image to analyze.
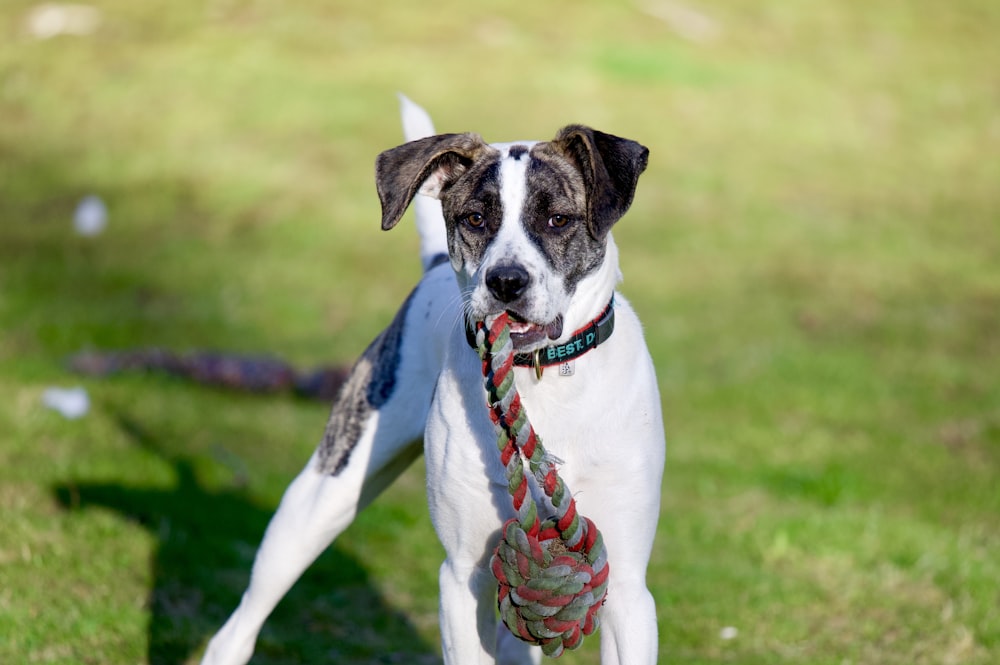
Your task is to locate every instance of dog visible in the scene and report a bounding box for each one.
[200,96,665,665]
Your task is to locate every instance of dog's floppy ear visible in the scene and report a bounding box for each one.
[375,132,490,231]
[551,125,649,239]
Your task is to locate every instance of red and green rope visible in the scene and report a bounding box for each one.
[476,313,609,658]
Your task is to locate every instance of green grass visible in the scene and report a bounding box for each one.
[2,1,998,663]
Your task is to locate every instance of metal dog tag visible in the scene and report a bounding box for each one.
[559,361,575,377]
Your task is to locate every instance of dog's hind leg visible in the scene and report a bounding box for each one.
[200,437,421,665]
[200,277,451,665]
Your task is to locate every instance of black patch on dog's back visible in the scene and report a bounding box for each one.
[425,252,450,271]
[317,290,414,475]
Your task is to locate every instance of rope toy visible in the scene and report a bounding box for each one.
[476,313,609,658]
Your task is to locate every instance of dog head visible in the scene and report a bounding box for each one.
[376,126,648,351]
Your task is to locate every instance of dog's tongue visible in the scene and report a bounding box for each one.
[503,314,563,341]
[507,319,533,334]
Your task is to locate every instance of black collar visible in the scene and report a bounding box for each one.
[466,297,615,378]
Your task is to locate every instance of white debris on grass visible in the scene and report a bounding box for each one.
[637,1,722,44]
[73,195,107,236]
[25,3,102,40]
[42,386,90,419]
[719,626,739,640]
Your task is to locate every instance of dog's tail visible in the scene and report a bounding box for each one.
[398,93,450,272]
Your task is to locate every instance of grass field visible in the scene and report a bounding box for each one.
[1,1,998,663]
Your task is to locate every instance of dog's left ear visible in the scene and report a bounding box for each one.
[375,132,491,231]
[551,126,649,239]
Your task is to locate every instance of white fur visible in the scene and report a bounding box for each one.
[464,142,569,334]
[201,100,665,665]
[400,93,450,271]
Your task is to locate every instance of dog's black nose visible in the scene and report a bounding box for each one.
[486,264,530,303]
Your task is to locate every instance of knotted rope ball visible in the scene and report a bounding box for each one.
[476,314,609,658]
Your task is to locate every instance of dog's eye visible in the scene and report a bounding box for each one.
[461,212,485,229]
[548,214,571,229]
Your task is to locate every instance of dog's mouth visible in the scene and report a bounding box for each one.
[500,311,564,349]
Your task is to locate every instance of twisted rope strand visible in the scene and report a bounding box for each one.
[477,314,609,658]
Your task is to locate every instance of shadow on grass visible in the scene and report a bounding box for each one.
[53,413,440,665]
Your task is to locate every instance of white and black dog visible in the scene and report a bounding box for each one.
[201,97,665,665]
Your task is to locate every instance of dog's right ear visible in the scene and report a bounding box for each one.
[550,126,649,239]
[375,133,490,230]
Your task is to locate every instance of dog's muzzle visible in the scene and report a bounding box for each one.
[485,264,531,304]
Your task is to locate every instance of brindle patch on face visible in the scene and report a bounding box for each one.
[507,144,529,160]
[317,289,414,475]
[518,142,608,296]
[439,153,504,275]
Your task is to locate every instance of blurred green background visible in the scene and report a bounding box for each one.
[1,1,998,663]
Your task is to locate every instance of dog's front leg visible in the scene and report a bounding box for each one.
[438,558,500,664]
[438,545,543,665]
[425,364,514,665]
[496,620,543,665]
[598,576,659,664]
